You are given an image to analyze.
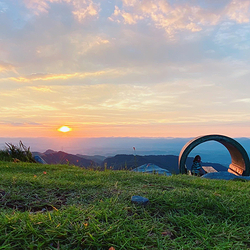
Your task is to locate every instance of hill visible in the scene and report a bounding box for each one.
[0,161,250,249]
[33,151,96,167]
[32,151,227,174]
[76,154,106,165]
[103,154,227,173]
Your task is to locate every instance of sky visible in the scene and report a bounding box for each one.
[1,0,250,138]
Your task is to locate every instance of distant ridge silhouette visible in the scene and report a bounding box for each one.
[32,151,227,174]
[102,154,227,174]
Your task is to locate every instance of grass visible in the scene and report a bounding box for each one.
[1,161,250,249]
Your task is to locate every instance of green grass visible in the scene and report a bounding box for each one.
[1,162,250,249]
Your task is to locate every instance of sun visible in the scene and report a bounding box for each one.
[58,126,72,133]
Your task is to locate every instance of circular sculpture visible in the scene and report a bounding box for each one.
[178,134,250,176]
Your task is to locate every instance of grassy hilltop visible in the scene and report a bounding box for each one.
[1,161,250,249]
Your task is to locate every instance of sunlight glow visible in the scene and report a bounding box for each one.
[58,126,72,133]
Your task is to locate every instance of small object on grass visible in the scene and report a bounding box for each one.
[202,166,217,173]
[161,230,172,237]
[0,189,5,197]
[131,196,149,206]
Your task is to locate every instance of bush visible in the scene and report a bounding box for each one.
[0,150,12,162]
[1,141,36,163]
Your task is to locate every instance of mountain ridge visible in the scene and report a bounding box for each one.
[102,154,227,173]
[32,150,227,174]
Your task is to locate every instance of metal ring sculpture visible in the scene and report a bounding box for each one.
[178,134,250,176]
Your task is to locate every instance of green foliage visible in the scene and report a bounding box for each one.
[0,150,12,162]
[1,141,36,163]
[1,162,250,249]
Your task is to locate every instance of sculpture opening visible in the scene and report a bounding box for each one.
[178,135,250,176]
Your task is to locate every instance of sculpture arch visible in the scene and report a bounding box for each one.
[178,134,250,176]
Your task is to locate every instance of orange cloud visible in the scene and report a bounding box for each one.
[23,0,100,22]
[10,73,78,82]
[110,1,212,35]
[0,61,17,73]
[109,6,143,24]
[23,0,49,15]
[9,69,125,82]
[72,1,99,22]
[226,0,250,23]
[109,0,250,36]
[70,35,110,55]
[29,86,53,92]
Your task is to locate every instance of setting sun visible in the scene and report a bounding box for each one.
[58,126,72,133]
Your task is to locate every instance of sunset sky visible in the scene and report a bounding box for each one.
[1,0,250,138]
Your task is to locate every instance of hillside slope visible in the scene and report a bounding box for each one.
[0,161,250,249]
[33,151,96,167]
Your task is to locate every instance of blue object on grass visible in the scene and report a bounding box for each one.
[34,155,47,164]
[132,163,172,176]
[131,196,149,205]
[201,171,250,180]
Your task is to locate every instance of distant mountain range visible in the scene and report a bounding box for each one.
[76,154,106,165]
[32,150,227,174]
[102,154,227,173]
[3,137,250,166]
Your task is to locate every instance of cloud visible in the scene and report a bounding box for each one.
[109,0,250,36]
[9,69,122,82]
[70,35,110,55]
[0,61,17,73]
[226,0,250,23]
[1,122,43,127]
[72,1,99,22]
[109,0,218,35]
[233,98,250,103]
[0,1,8,13]
[109,6,143,24]
[23,0,100,22]
[10,73,78,82]
[23,0,49,15]
[29,86,53,92]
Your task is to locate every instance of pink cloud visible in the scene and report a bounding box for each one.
[226,0,250,23]
[109,0,250,36]
[0,61,17,73]
[23,0,100,22]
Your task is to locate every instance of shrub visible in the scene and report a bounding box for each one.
[0,150,12,162]
[3,141,36,163]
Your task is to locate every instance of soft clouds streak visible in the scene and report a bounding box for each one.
[9,69,127,82]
